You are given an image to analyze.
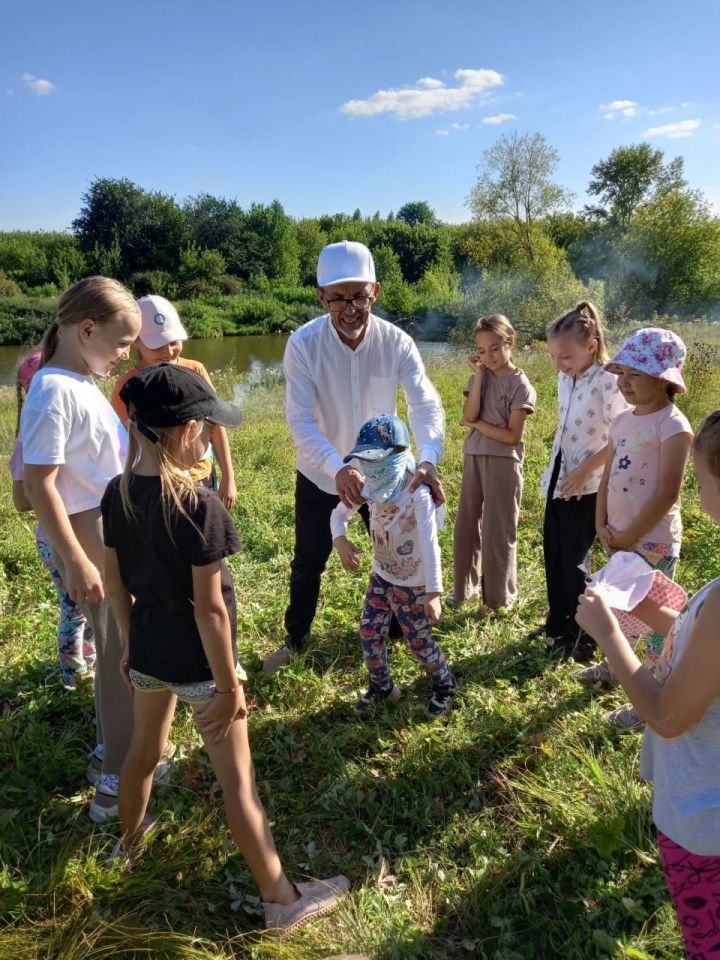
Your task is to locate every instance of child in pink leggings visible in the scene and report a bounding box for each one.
[577,409,720,959]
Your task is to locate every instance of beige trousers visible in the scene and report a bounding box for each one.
[453,455,523,609]
[52,509,133,777]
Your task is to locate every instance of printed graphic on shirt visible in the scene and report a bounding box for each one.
[371,500,421,581]
[610,427,658,501]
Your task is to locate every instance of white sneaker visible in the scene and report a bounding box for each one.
[89,773,120,823]
[575,659,617,687]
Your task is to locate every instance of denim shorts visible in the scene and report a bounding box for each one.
[128,664,247,704]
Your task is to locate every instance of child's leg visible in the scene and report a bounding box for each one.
[194,705,296,906]
[359,574,394,690]
[36,529,89,682]
[657,829,720,959]
[119,688,176,846]
[479,457,522,609]
[452,455,484,603]
[389,584,453,687]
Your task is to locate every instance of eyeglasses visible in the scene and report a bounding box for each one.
[325,295,373,313]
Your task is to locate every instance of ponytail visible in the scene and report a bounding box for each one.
[40,319,60,367]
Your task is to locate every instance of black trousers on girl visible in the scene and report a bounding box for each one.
[542,454,597,647]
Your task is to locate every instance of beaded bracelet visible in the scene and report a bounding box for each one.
[214,684,239,695]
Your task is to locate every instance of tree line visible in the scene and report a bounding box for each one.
[1,133,719,345]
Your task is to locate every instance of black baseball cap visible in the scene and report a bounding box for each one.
[120,363,243,430]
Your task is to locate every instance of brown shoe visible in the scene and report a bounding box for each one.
[263,875,350,931]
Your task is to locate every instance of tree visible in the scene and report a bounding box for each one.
[184,194,247,275]
[73,178,188,277]
[585,143,686,226]
[295,219,327,286]
[396,201,438,227]
[467,132,572,262]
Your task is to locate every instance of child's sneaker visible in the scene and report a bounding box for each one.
[575,658,617,687]
[86,742,176,786]
[605,703,644,732]
[353,683,402,716]
[427,680,456,717]
[89,773,120,823]
[263,875,350,931]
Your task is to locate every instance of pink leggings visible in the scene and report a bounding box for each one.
[658,829,720,959]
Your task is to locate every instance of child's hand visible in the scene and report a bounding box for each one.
[576,587,621,644]
[558,465,589,500]
[606,525,634,551]
[424,593,442,625]
[597,525,614,556]
[218,475,237,510]
[194,686,246,743]
[468,353,483,372]
[67,556,104,604]
[334,536,361,571]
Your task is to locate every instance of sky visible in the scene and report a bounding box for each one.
[1,0,719,231]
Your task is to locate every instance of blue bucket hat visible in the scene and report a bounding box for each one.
[343,414,411,463]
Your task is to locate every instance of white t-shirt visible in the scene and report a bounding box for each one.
[21,367,128,516]
[284,314,444,495]
[330,485,443,593]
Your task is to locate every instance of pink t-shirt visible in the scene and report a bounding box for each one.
[607,405,692,558]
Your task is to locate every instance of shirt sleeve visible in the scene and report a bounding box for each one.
[21,395,72,466]
[659,408,694,443]
[399,338,445,467]
[412,487,442,594]
[510,374,536,413]
[329,501,358,539]
[177,492,242,567]
[9,437,24,481]
[283,334,346,482]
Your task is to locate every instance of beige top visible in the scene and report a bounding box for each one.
[462,367,536,461]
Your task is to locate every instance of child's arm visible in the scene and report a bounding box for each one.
[331,501,362,571]
[103,545,134,692]
[210,425,237,510]
[12,479,33,512]
[607,433,691,551]
[577,586,720,738]
[460,409,529,447]
[627,594,682,638]
[414,488,442,625]
[191,560,246,743]
[23,464,104,602]
[557,445,609,500]
[462,365,483,422]
[595,452,613,554]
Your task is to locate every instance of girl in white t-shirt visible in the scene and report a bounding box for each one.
[578,327,693,730]
[331,415,455,717]
[537,302,628,659]
[576,409,720,960]
[20,277,143,823]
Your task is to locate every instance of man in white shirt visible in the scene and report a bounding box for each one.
[263,241,445,676]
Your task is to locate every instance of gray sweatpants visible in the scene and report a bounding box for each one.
[53,517,133,778]
[452,454,523,609]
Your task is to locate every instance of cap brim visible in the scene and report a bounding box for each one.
[139,330,189,349]
[319,276,376,288]
[206,399,244,428]
[342,446,393,463]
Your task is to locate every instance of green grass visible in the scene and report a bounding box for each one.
[2,346,720,960]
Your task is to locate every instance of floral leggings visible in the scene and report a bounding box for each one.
[658,829,720,959]
[36,527,96,686]
[359,573,453,692]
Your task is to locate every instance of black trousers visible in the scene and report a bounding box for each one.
[284,471,372,651]
[542,455,597,642]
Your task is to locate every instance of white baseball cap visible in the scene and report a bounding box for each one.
[137,295,188,349]
[316,241,376,287]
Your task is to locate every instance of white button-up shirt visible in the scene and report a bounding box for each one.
[541,363,629,499]
[284,313,444,495]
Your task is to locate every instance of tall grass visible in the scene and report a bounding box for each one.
[1,346,719,959]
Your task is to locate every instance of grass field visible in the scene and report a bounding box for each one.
[2,338,720,960]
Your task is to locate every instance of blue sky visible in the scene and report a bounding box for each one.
[2,0,719,231]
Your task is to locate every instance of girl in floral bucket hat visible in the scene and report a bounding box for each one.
[577,327,693,731]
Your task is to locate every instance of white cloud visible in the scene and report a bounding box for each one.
[600,99,638,119]
[681,101,690,108]
[22,72,54,95]
[435,129,450,136]
[481,113,516,125]
[341,67,504,120]
[642,118,701,138]
[451,122,470,130]
[648,106,673,116]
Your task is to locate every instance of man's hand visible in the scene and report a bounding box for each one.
[408,461,445,506]
[334,535,361,571]
[424,592,442,625]
[335,465,365,508]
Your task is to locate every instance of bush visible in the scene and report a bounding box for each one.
[218,274,244,296]
[179,279,220,300]
[23,283,60,298]
[0,298,56,346]
[130,270,179,299]
[177,300,225,338]
[0,272,22,297]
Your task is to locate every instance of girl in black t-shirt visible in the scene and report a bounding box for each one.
[101,364,348,930]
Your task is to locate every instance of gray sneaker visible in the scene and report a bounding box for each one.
[605,703,644,732]
[575,658,617,687]
[263,875,350,931]
[262,645,296,677]
[87,742,176,786]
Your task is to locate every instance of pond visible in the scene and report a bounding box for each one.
[0,333,459,387]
